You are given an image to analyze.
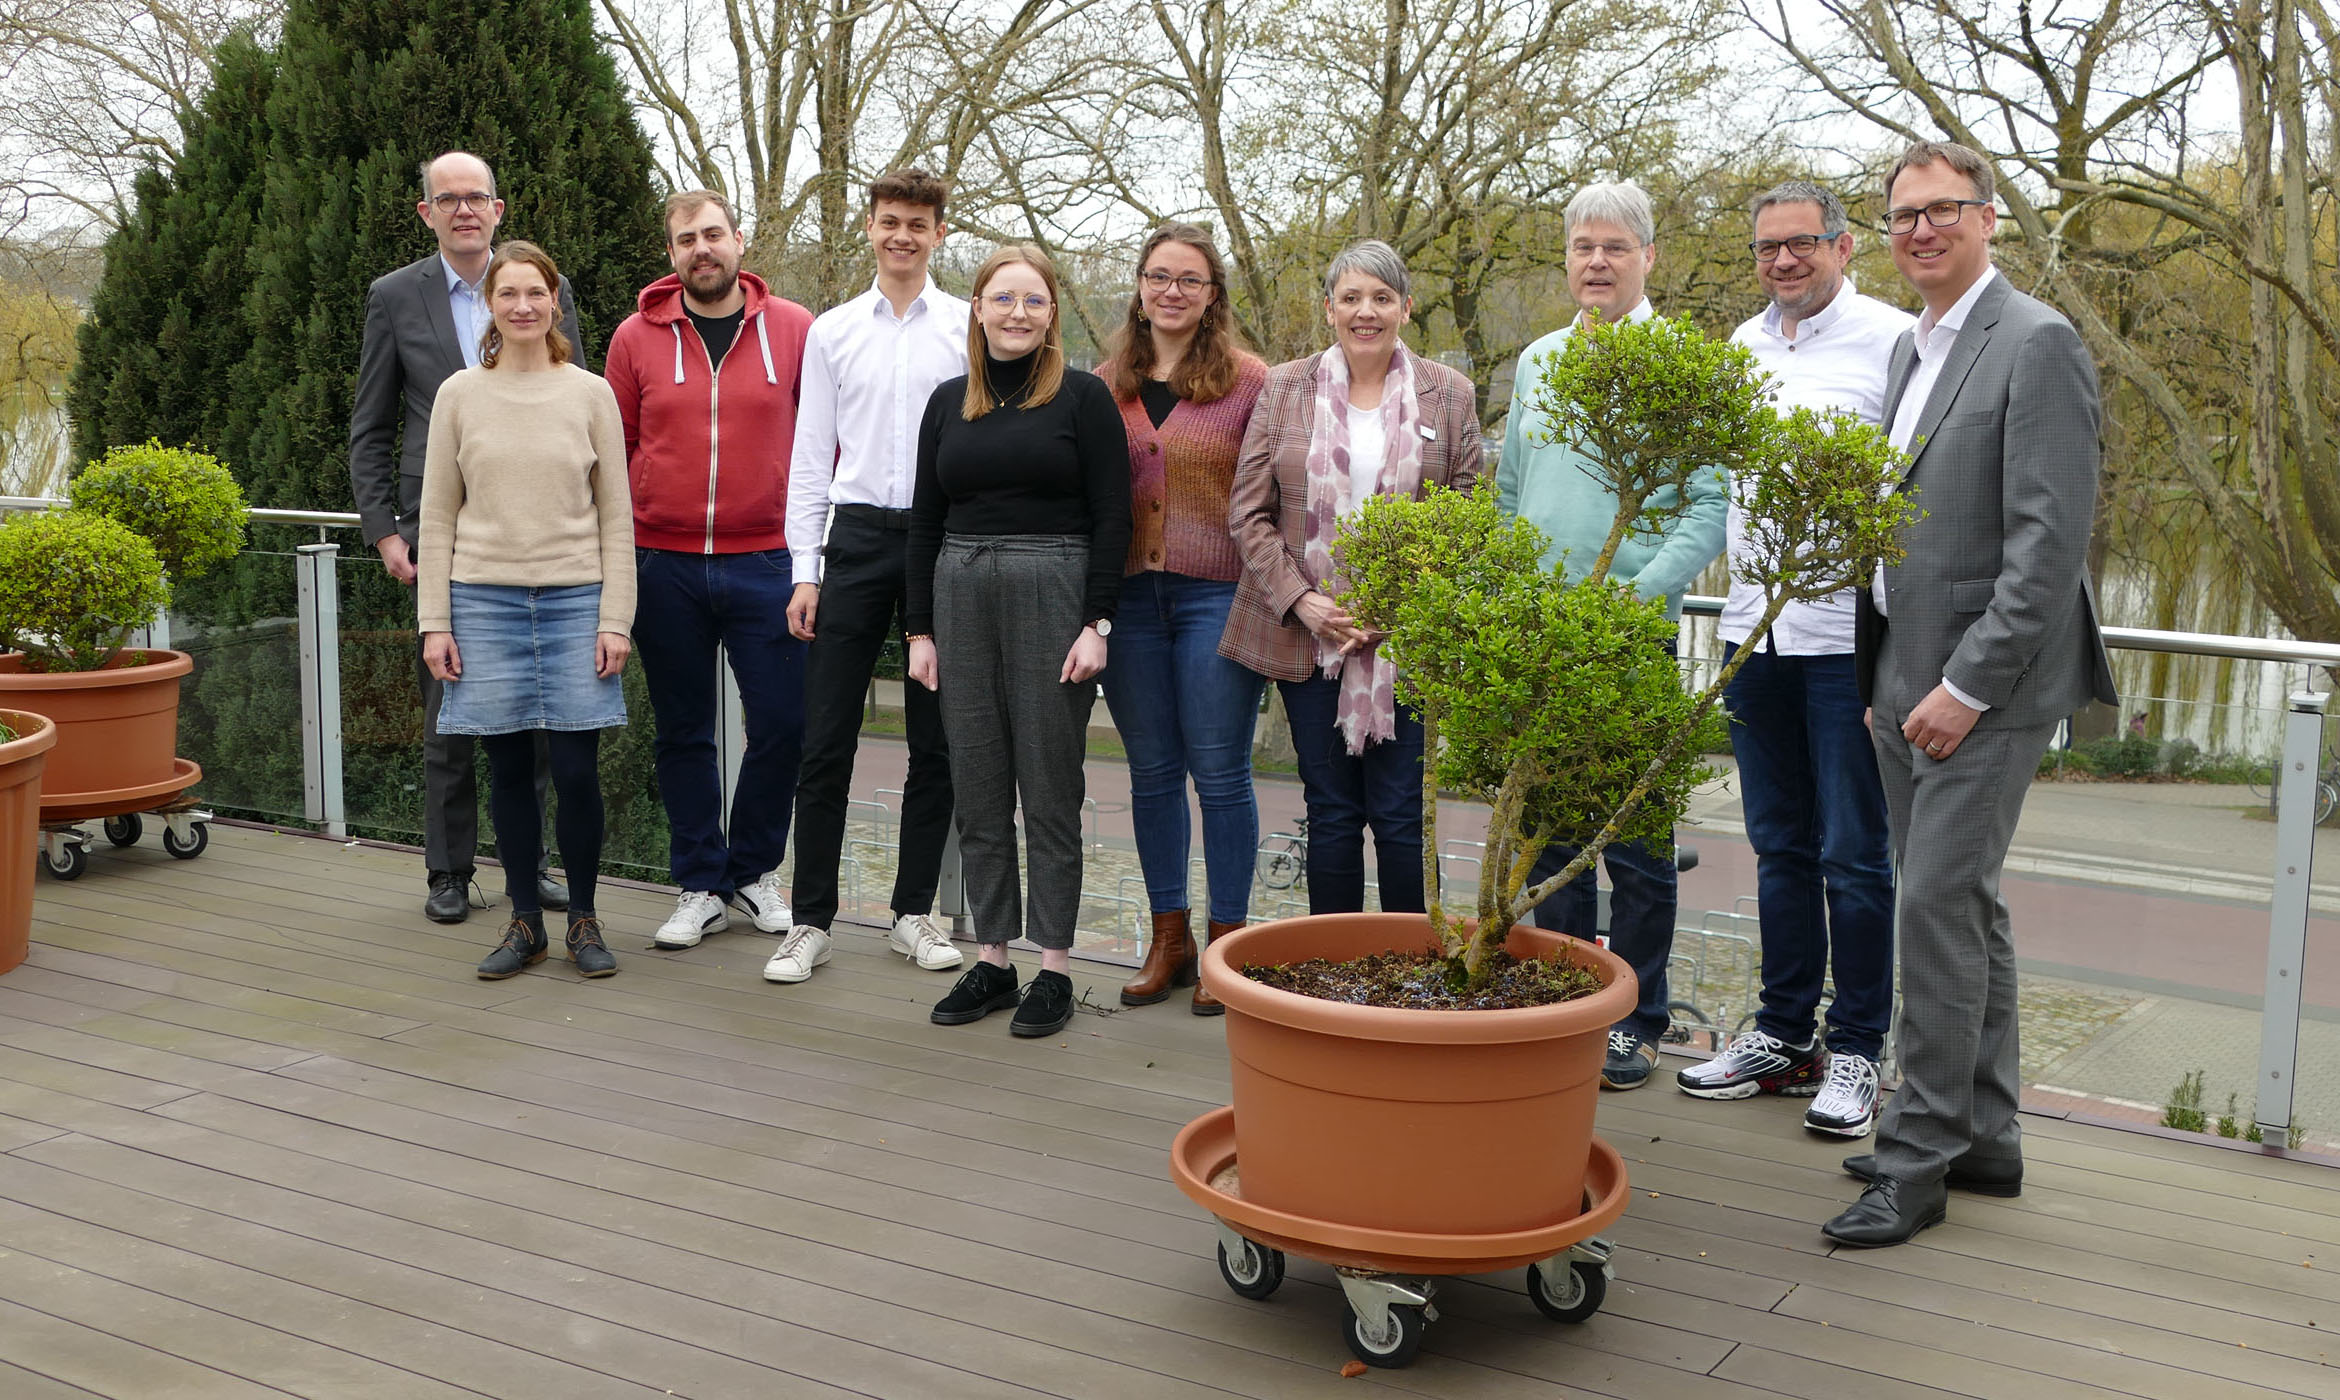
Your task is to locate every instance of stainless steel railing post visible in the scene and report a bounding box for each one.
[2256,689,2326,1143]
[295,543,347,837]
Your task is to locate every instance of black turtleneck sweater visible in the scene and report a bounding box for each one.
[905,353,1133,635]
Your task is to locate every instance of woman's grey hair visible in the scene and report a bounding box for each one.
[1563,181,1655,247]
[1322,239,1411,300]
[1749,180,1848,236]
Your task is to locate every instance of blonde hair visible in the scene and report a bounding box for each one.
[478,241,572,368]
[962,243,1066,419]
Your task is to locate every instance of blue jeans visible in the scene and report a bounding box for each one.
[1723,641,1895,1059]
[632,548,806,897]
[1529,837,1675,1045]
[1100,573,1265,924]
[1279,673,1425,915]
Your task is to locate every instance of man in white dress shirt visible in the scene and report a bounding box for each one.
[1675,182,1913,1138]
[780,169,970,980]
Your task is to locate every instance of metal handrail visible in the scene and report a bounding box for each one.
[1,495,363,530]
[1680,593,2340,668]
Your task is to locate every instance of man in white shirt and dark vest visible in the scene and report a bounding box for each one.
[781,169,970,981]
[1675,181,1912,1139]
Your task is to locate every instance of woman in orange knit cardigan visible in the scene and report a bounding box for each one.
[1094,224,1270,1015]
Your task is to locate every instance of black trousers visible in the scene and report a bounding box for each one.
[790,508,954,930]
[408,568,550,879]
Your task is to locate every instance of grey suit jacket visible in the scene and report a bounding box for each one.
[348,252,582,547]
[1854,272,2116,727]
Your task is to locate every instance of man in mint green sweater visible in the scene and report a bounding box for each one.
[1497,179,1727,1091]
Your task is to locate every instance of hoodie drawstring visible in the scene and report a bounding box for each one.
[756,314,776,385]
[669,323,685,385]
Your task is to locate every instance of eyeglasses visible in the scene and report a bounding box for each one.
[1567,240,1644,260]
[1750,234,1838,262]
[1140,270,1209,293]
[430,192,497,214]
[1883,199,1990,235]
[986,292,1053,314]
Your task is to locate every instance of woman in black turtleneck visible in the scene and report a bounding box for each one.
[905,244,1131,1038]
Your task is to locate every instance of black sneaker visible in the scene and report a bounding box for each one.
[426,869,470,924]
[566,915,617,978]
[1600,1028,1659,1090]
[476,912,548,979]
[1010,970,1076,1038]
[931,960,1019,1025]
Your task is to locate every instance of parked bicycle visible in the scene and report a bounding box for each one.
[1256,818,1308,890]
[2245,747,2338,827]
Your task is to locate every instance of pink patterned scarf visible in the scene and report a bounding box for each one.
[1301,343,1426,754]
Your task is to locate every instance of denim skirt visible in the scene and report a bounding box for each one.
[435,581,627,735]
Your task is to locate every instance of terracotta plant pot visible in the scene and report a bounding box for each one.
[0,650,194,814]
[0,709,58,975]
[1200,913,1637,1239]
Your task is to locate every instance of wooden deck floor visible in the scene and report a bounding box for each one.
[1,824,2333,1399]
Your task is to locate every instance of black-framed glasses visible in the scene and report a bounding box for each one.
[1750,234,1839,262]
[430,192,497,214]
[986,292,1053,314]
[1883,199,1989,235]
[1139,270,1210,293]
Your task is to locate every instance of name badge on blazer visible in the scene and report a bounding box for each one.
[1418,425,1437,442]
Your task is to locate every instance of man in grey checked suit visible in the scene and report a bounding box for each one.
[349,150,575,924]
[1823,140,2116,1247]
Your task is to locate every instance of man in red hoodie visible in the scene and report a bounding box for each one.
[604,190,815,958]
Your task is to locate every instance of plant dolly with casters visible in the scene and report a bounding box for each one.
[1169,1106,1629,1368]
[37,759,211,880]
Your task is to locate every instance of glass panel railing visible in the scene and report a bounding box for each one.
[170,546,311,825]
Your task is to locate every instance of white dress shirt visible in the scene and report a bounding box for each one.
[444,258,492,369]
[1722,279,1914,653]
[1875,264,1999,711]
[786,278,970,583]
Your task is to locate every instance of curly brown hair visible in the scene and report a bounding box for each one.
[1101,223,1251,404]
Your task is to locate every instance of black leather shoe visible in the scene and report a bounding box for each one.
[426,870,470,924]
[565,915,616,978]
[536,874,570,911]
[1011,970,1076,1038]
[1843,1152,2022,1197]
[476,913,548,980]
[1821,1172,1947,1247]
[931,960,1019,1026]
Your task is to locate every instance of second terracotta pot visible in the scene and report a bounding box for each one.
[0,709,57,975]
[0,650,193,810]
[1201,913,1636,1239]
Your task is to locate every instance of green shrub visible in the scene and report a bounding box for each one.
[2076,733,2162,778]
[0,511,171,671]
[69,440,247,578]
[2161,1068,2207,1133]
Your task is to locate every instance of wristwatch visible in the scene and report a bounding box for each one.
[1089,618,1113,638]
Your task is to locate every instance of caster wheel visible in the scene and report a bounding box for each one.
[104,814,143,847]
[1216,1238,1285,1300]
[43,840,87,881]
[162,823,209,860]
[1527,1259,1607,1323]
[1342,1302,1426,1368]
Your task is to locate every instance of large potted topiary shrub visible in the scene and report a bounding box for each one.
[0,708,59,972]
[0,441,246,811]
[1169,315,1914,1358]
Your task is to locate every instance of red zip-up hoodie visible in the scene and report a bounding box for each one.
[604,270,814,553]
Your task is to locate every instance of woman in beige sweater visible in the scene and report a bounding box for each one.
[420,241,634,980]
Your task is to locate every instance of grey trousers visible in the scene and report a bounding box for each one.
[934,534,1095,951]
[1868,628,2058,1180]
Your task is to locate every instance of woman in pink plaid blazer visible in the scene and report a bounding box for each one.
[1219,240,1483,915]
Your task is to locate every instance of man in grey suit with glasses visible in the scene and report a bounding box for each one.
[349,150,577,925]
[1823,140,2117,1247]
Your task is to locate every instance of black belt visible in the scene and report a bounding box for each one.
[836,503,914,531]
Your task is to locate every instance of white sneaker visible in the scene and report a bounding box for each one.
[763,925,833,983]
[654,891,729,949]
[1804,1053,1883,1138]
[890,913,964,971]
[733,871,792,934]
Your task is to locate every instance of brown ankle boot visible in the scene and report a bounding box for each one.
[1121,909,1196,1006]
[1192,919,1243,1015]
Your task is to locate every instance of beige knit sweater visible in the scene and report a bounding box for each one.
[418,363,636,635]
